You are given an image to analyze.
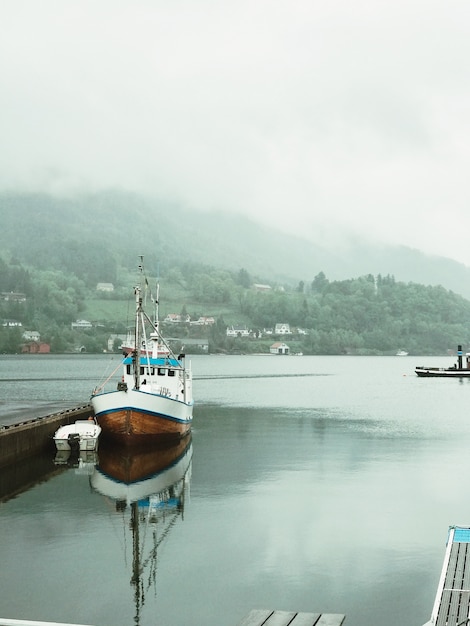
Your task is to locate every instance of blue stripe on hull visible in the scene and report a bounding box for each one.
[94,405,192,425]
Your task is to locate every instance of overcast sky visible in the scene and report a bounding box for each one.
[2,1,470,264]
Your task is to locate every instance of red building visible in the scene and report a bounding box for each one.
[21,342,51,354]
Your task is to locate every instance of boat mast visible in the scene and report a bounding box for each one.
[134,285,142,391]
[154,282,159,332]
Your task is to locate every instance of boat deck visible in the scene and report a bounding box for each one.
[236,609,345,626]
[429,525,470,625]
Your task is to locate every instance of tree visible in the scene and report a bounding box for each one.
[237,268,251,288]
[311,272,329,293]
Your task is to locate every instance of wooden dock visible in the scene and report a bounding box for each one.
[426,525,470,625]
[236,609,345,626]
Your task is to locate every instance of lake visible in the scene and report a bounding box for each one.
[1,352,469,626]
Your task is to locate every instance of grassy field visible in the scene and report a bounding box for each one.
[82,294,247,327]
[82,298,133,324]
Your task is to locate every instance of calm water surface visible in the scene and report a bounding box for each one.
[1,353,470,626]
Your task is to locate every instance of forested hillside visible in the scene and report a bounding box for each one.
[1,253,470,356]
[3,190,470,298]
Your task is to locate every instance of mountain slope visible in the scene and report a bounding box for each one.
[2,190,470,299]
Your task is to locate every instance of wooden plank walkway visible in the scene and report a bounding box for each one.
[428,525,470,625]
[236,609,345,626]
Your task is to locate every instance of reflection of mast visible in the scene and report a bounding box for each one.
[131,502,142,626]
[91,439,192,626]
[127,477,190,626]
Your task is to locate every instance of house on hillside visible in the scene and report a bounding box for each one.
[253,283,271,292]
[164,313,191,323]
[107,334,127,352]
[22,330,41,342]
[1,292,27,302]
[21,341,50,354]
[181,338,209,353]
[71,319,93,329]
[2,319,22,327]
[96,283,114,292]
[226,325,250,338]
[191,316,215,326]
[274,323,291,335]
[270,342,290,355]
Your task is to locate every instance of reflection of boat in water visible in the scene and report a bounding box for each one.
[91,257,193,445]
[92,437,192,503]
[416,345,470,378]
[90,438,192,624]
[54,449,98,474]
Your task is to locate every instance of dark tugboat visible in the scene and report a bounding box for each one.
[415,345,470,377]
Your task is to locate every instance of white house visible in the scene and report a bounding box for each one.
[226,325,250,338]
[270,342,290,355]
[191,316,215,326]
[71,319,93,329]
[2,319,22,327]
[96,283,114,292]
[253,283,271,292]
[22,330,40,341]
[274,323,291,335]
[1,292,27,302]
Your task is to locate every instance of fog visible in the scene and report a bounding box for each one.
[2,1,470,264]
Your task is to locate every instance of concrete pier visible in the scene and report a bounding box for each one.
[0,404,93,468]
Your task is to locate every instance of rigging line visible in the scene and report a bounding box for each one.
[92,358,124,394]
[97,355,120,384]
[141,307,180,364]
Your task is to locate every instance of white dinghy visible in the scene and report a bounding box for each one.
[53,418,101,452]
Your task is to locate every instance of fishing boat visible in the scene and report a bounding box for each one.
[396,350,408,356]
[90,439,192,625]
[415,345,470,377]
[53,418,101,452]
[91,258,193,445]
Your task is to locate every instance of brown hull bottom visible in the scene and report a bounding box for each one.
[97,409,191,446]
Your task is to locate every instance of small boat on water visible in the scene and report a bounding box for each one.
[415,345,470,378]
[91,257,193,445]
[396,350,408,356]
[53,418,101,452]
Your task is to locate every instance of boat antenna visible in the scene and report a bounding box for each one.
[154,281,159,329]
[134,283,142,390]
[133,257,147,390]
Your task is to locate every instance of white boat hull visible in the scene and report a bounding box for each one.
[91,387,193,444]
